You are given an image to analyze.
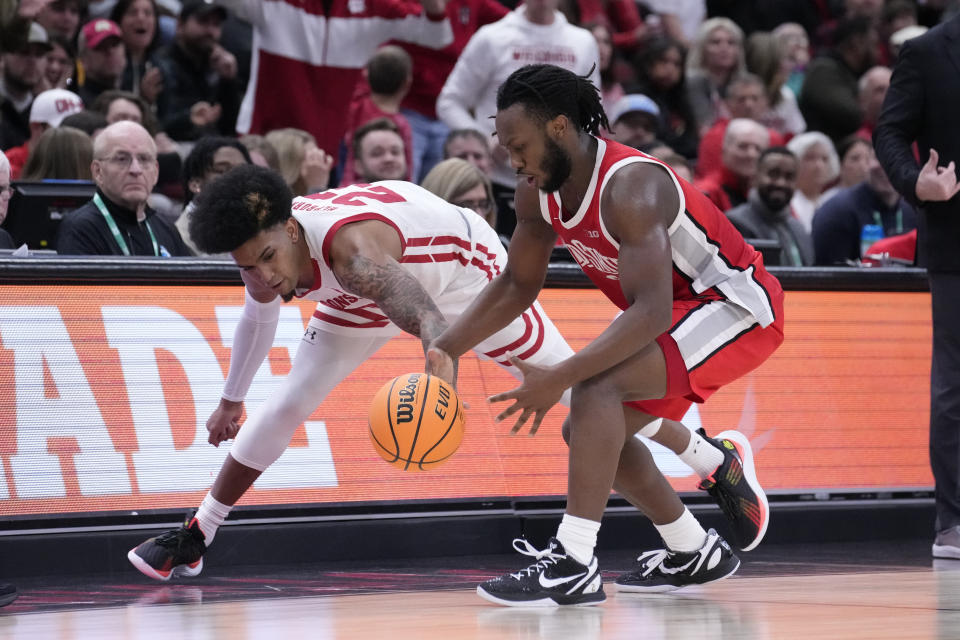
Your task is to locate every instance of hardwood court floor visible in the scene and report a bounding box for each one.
[2,539,959,639]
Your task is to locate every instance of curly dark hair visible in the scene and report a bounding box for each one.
[496,64,609,136]
[181,136,251,204]
[190,165,293,255]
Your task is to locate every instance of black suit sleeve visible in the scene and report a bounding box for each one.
[874,40,924,207]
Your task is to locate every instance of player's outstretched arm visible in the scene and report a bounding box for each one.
[429,179,557,364]
[209,272,281,446]
[329,219,449,354]
[484,166,677,434]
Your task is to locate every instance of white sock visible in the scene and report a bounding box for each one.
[556,513,600,565]
[195,493,233,546]
[654,508,707,553]
[677,430,725,479]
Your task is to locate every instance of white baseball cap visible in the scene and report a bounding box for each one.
[608,94,661,125]
[29,89,85,127]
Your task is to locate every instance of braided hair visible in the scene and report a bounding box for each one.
[496,64,609,136]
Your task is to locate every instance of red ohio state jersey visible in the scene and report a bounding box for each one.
[538,138,780,328]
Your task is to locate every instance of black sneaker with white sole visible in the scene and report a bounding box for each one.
[614,529,740,593]
[127,515,207,581]
[698,429,769,552]
[477,537,606,607]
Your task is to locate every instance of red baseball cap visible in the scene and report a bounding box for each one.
[81,19,123,50]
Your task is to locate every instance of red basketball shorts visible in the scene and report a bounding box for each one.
[625,294,785,421]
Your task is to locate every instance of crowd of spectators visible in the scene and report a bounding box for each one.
[1,0,955,264]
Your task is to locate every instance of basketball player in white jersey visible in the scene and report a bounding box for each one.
[126,164,576,580]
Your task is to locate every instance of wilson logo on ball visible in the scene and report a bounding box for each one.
[368,373,465,471]
[395,373,421,424]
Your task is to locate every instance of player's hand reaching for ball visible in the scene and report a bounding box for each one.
[207,398,244,446]
[426,346,457,386]
[489,356,566,436]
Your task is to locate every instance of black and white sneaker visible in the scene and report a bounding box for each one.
[614,529,740,593]
[698,429,769,551]
[127,515,207,581]
[477,537,606,607]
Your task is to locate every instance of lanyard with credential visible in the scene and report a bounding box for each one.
[93,192,159,257]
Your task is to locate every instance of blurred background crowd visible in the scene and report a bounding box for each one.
[0,0,956,266]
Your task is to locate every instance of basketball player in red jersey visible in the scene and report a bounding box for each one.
[428,64,785,607]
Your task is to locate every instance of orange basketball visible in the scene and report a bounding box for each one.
[368,372,465,471]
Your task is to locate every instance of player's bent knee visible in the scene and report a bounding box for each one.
[570,375,621,406]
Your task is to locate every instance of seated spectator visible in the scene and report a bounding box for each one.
[3,88,84,178]
[34,0,82,41]
[879,0,917,65]
[91,89,183,206]
[443,128,493,177]
[0,151,16,249]
[744,31,806,138]
[607,94,661,150]
[339,46,415,186]
[43,35,75,90]
[585,21,625,114]
[92,89,158,130]
[821,134,873,203]
[695,74,785,179]
[21,126,94,180]
[772,22,810,98]
[393,0,506,184]
[61,110,109,138]
[658,152,693,183]
[799,16,877,143]
[176,136,251,254]
[56,121,191,256]
[152,0,242,141]
[812,154,918,266]
[641,0,706,48]
[239,134,280,172]
[265,128,333,196]
[726,146,813,266]
[110,0,164,104]
[348,118,408,185]
[0,19,53,150]
[854,66,891,141]
[694,118,769,212]
[627,37,699,159]
[74,19,127,107]
[786,131,840,233]
[685,18,745,134]
[420,157,496,229]
[576,0,647,53]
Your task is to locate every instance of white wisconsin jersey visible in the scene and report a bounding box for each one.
[291,181,504,336]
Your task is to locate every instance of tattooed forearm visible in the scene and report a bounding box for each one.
[336,254,448,349]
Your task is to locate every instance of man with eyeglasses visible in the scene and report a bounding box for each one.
[0,150,17,250]
[56,121,192,256]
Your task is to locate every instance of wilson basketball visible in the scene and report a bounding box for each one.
[368,373,465,471]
